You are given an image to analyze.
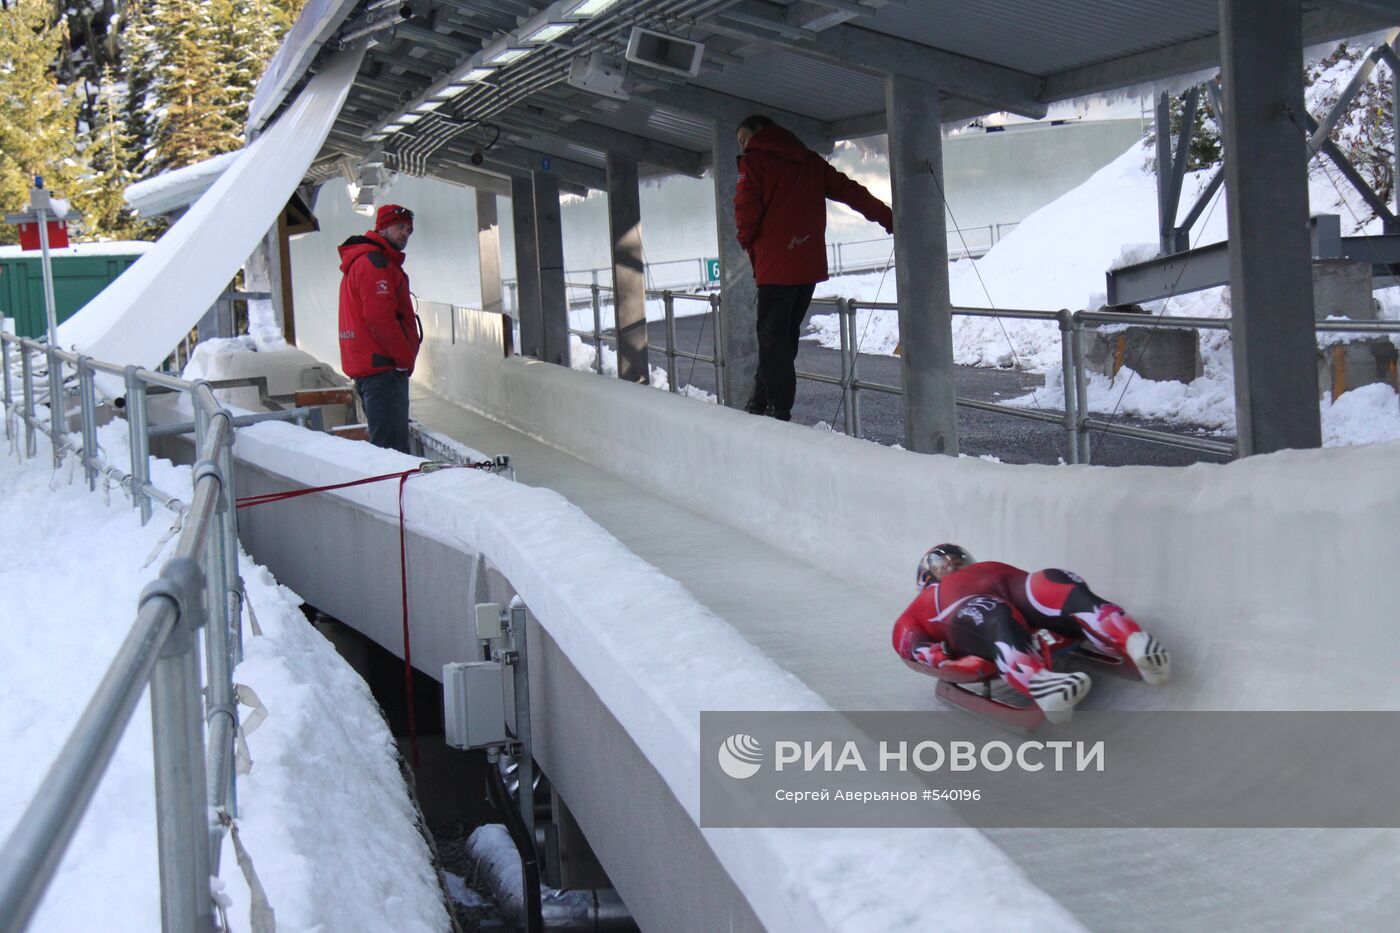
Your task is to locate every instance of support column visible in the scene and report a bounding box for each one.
[712,123,757,407]
[1219,0,1321,455]
[533,171,570,366]
[244,220,287,342]
[607,153,648,383]
[476,189,503,315]
[886,74,958,455]
[511,175,543,358]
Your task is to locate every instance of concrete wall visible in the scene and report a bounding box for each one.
[420,308,1400,712]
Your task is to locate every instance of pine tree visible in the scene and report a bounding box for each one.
[0,0,86,245]
[77,67,158,240]
[145,0,242,172]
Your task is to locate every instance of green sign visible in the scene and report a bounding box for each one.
[705,257,721,285]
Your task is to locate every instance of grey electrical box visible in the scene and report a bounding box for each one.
[475,602,503,641]
[443,661,507,750]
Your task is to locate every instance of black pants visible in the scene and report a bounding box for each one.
[748,283,816,419]
[356,369,412,453]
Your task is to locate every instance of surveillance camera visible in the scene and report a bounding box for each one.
[471,147,484,166]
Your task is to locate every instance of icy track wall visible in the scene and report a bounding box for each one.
[421,308,1400,712]
[228,417,1077,933]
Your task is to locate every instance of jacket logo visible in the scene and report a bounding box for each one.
[375,279,390,294]
[787,234,812,250]
[338,330,355,339]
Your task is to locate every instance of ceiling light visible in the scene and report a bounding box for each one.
[457,67,496,83]
[521,21,576,43]
[566,0,624,16]
[397,113,423,125]
[485,46,530,65]
[415,99,444,112]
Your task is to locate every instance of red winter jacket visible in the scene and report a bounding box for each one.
[337,231,421,379]
[734,125,893,286]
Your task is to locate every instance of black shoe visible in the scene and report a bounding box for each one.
[769,409,791,422]
[744,398,767,415]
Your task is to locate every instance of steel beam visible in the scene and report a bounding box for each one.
[1042,5,1390,104]
[723,0,1046,118]
[632,84,832,152]
[511,175,544,359]
[506,111,706,176]
[1106,241,1231,306]
[607,154,648,384]
[1219,0,1320,454]
[887,73,958,455]
[533,171,571,366]
[488,144,606,190]
[712,123,758,407]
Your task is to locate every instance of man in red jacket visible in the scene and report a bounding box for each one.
[734,115,893,420]
[338,204,422,453]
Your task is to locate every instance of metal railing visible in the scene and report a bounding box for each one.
[504,224,1019,313]
[561,289,1400,463]
[565,282,726,407]
[0,319,306,932]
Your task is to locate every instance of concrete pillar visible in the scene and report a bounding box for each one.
[712,123,758,407]
[476,189,503,316]
[886,73,959,455]
[511,175,543,358]
[607,153,648,383]
[533,171,570,366]
[1219,0,1321,454]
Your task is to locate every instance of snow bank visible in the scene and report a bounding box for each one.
[0,419,448,932]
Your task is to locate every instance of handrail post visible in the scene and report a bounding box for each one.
[46,344,62,470]
[21,342,36,459]
[1071,312,1092,464]
[837,298,854,435]
[146,559,216,933]
[663,291,679,393]
[78,355,98,490]
[848,300,863,439]
[709,293,725,406]
[125,366,154,524]
[217,425,244,669]
[1,323,12,439]
[590,284,603,374]
[1057,310,1080,465]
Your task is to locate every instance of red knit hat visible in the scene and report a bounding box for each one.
[376,204,414,232]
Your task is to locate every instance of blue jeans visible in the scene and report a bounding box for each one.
[355,369,411,453]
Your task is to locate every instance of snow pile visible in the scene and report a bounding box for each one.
[569,334,717,402]
[0,419,448,932]
[0,241,154,259]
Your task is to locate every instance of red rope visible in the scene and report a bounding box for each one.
[235,460,495,769]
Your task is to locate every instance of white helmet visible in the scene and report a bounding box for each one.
[917,544,974,587]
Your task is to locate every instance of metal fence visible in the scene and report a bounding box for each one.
[558,291,1400,463]
[505,224,1018,313]
[0,320,309,932]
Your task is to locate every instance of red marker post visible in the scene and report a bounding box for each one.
[4,177,79,345]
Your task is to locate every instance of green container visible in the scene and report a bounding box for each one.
[0,247,147,338]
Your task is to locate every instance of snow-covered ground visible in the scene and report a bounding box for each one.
[0,418,448,932]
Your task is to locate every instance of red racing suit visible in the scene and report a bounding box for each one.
[734,124,893,285]
[892,562,1142,672]
[338,231,421,379]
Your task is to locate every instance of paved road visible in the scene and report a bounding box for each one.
[591,312,1233,467]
